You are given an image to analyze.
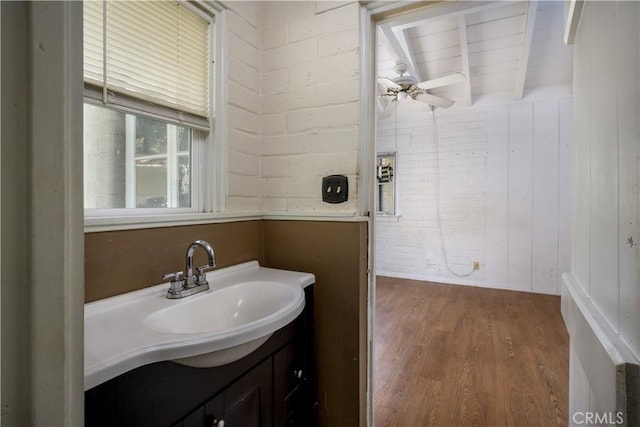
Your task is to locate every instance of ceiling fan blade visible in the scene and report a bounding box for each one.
[415,93,455,109]
[416,72,465,90]
[378,99,396,119]
[379,93,391,108]
[377,80,390,96]
[376,95,390,118]
[377,77,401,91]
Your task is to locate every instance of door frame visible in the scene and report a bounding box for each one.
[359,2,444,425]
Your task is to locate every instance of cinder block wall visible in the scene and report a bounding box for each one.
[259,1,360,213]
[226,1,261,212]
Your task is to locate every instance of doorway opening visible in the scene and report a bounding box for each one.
[365,1,573,425]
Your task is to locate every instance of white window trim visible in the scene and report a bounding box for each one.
[210,4,228,214]
[84,1,228,228]
[125,115,136,208]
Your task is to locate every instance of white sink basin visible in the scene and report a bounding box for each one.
[141,280,303,368]
[84,261,314,390]
[145,281,300,335]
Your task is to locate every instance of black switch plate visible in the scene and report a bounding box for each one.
[322,175,348,204]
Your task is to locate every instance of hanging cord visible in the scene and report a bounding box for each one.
[432,109,475,278]
[394,95,398,148]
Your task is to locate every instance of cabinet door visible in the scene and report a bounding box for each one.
[181,406,206,427]
[273,342,305,426]
[203,358,272,427]
[200,393,223,427]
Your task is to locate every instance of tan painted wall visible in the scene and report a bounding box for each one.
[85,221,264,302]
[84,219,369,426]
[264,220,368,427]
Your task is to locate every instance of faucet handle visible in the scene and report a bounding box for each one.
[195,265,215,285]
[162,271,185,295]
[162,271,184,282]
[196,265,215,274]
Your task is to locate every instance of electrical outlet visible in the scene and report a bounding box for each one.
[473,261,480,271]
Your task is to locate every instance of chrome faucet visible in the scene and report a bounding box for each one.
[162,240,216,299]
[186,240,216,287]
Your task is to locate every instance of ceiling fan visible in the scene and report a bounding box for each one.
[377,63,466,119]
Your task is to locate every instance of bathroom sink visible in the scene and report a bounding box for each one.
[145,281,301,335]
[142,280,304,368]
[84,261,314,390]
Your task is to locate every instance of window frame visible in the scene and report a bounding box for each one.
[84,0,227,229]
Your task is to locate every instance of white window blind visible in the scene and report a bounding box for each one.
[84,0,210,128]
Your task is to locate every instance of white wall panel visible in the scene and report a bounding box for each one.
[376,94,572,295]
[485,108,509,286]
[532,100,560,293]
[565,1,640,421]
[568,344,590,427]
[507,102,534,291]
[558,97,572,289]
[588,1,619,333]
[616,0,640,359]
[571,2,591,296]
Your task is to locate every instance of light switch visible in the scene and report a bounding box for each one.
[322,175,348,203]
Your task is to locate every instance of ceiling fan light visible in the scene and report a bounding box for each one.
[397,91,408,100]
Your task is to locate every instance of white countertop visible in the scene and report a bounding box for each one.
[85,261,315,390]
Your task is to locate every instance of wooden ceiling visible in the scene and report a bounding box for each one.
[377,0,573,108]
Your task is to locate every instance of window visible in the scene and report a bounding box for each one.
[376,153,396,215]
[84,104,201,209]
[83,0,217,215]
[129,114,193,209]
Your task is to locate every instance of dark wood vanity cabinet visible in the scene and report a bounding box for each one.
[178,358,272,427]
[273,336,316,426]
[86,286,316,427]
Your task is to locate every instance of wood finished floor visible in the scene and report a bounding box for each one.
[374,276,569,427]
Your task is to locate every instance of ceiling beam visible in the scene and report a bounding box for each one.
[515,0,537,99]
[457,16,472,107]
[563,0,584,45]
[380,23,421,81]
[364,0,434,17]
[385,1,506,31]
[392,27,423,82]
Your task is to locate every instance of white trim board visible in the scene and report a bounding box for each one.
[563,0,584,45]
[85,211,370,233]
[561,272,639,424]
[30,2,84,424]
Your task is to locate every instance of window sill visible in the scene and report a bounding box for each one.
[84,211,263,233]
[84,210,372,232]
[375,214,400,223]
